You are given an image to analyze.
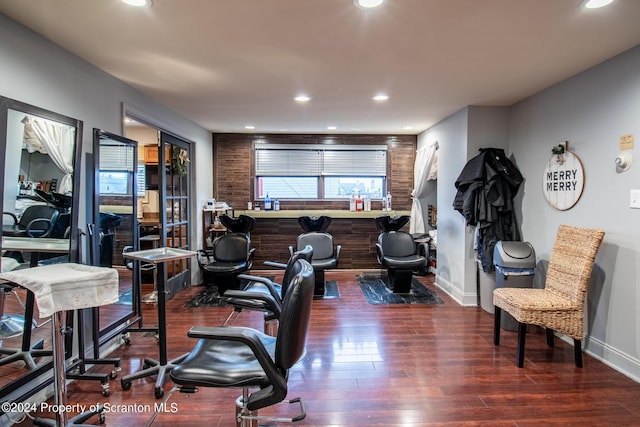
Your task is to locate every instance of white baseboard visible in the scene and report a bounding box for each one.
[434,274,477,306]
[584,335,640,383]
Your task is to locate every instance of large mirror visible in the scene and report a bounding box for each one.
[0,95,82,399]
[92,129,138,339]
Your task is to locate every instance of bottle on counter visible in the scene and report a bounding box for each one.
[350,191,356,211]
[386,192,392,211]
[264,193,272,210]
[274,199,280,211]
[355,192,363,212]
[364,195,371,211]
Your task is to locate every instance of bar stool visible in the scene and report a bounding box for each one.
[0,263,119,426]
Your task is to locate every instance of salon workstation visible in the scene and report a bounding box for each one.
[1,1,640,426]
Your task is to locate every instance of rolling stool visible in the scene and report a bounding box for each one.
[0,263,119,426]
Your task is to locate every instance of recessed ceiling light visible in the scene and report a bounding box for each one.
[582,0,614,8]
[402,126,414,130]
[121,0,152,7]
[294,95,311,103]
[245,125,255,130]
[327,126,337,130]
[372,93,389,102]
[354,0,384,9]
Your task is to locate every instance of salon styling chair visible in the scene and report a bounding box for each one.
[290,217,340,296]
[376,230,428,293]
[169,259,315,427]
[224,245,313,335]
[2,205,60,238]
[197,233,255,294]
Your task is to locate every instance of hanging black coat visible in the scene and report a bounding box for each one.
[453,148,523,272]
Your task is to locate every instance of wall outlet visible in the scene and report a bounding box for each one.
[631,189,640,209]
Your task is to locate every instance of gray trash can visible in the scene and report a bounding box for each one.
[494,241,536,331]
[477,259,497,314]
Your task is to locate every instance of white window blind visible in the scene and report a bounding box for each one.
[256,145,386,177]
[100,145,135,171]
[322,150,387,176]
[255,149,321,176]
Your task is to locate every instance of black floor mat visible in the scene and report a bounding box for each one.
[356,274,443,305]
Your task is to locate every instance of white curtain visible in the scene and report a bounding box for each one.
[410,141,438,234]
[23,116,76,194]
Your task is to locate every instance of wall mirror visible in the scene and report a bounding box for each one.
[0,95,83,400]
[92,129,139,340]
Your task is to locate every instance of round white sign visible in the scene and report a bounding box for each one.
[542,151,584,210]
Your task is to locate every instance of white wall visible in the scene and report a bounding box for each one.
[509,44,640,380]
[420,108,470,303]
[0,15,213,283]
[428,44,640,381]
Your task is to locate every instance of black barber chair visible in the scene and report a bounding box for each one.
[2,205,59,238]
[170,259,314,427]
[197,233,255,294]
[290,216,340,297]
[376,218,428,293]
[224,245,313,335]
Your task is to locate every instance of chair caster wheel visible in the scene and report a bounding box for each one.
[110,368,118,379]
[155,387,164,399]
[122,333,131,345]
[121,379,132,390]
[102,386,110,397]
[98,411,106,423]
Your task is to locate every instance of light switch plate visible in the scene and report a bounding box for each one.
[631,189,640,209]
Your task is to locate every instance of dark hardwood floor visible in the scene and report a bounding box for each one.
[14,270,640,426]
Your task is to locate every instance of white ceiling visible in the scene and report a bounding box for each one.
[1,0,639,135]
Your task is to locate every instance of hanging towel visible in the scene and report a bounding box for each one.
[0,263,119,318]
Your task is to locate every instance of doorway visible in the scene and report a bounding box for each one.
[124,118,193,298]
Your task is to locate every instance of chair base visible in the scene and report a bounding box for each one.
[235,389,306,427]
[388,269,412,293]
[121,353,189,399]
[494,306,583,368]
[314,270,325,296]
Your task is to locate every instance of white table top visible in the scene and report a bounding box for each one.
[122,247,196,264]
[0,263,119,317]
[1,236,70,253]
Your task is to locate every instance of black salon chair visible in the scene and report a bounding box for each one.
[2,205,60,238]
[289,232,340,297]
[376,230,428,293]
[197,233,255,294]
[224,245,313,335]
[169,259,314,427]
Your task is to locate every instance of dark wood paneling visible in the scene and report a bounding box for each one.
[250,216,407,269]
[212,133,416,212]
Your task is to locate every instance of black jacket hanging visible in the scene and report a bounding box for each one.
[453,148,523,272]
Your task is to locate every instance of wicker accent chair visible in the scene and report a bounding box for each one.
[493,225,605,368]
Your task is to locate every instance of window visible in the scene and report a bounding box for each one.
[255,144,387,200]
[99,144,136,195]
[99,171,131,195]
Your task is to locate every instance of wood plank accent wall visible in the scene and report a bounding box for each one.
[212,133,416,269]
